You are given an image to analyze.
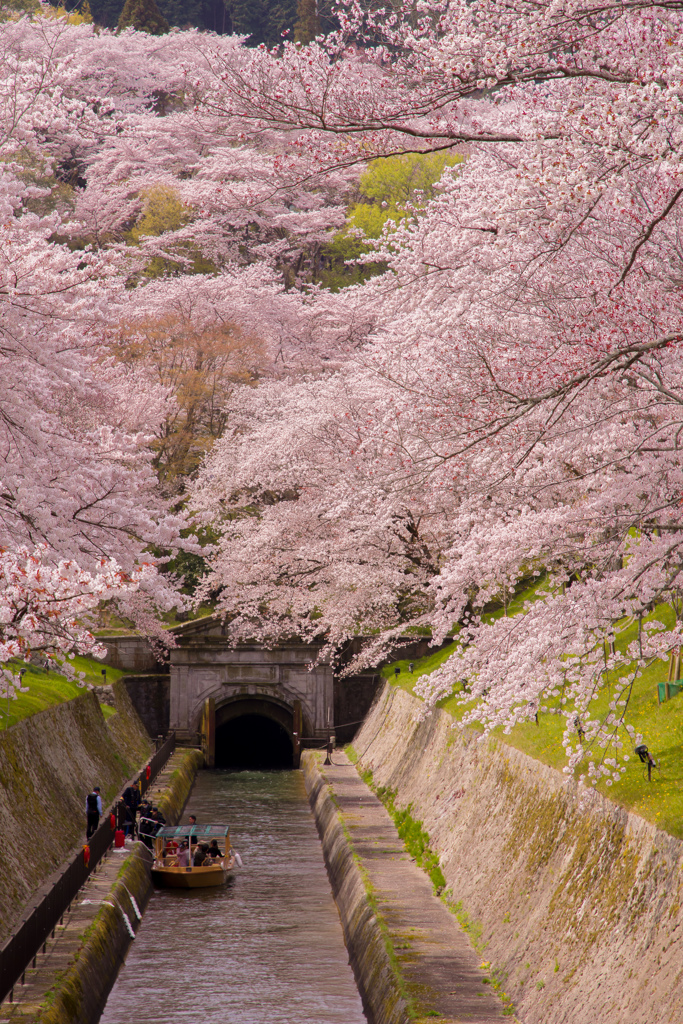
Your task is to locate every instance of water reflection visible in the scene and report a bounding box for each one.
[100,770,366,1024]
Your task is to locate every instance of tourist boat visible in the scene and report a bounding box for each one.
[149,823,240,889]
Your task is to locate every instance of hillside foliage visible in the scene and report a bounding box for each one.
[3,1,683,779]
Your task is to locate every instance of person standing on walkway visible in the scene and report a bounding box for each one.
[122,780,141,830]
[86,786,102,839]
[114,797,130,837]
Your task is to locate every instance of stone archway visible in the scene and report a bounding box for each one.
[213,695,303,769]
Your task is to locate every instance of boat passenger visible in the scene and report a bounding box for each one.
[176,842,190,867]
[193,843,209,867]
[207,840,222,859]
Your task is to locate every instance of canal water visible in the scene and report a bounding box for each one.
[100,769,367,1024]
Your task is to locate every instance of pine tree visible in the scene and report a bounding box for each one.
[158,0,204,28]
[89,0,124,28]
[229,0,297,46]
[293,0,319,43]
[118,0,169,33]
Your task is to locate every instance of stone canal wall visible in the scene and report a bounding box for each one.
[302,752,411,1024]
[8,747,204,1024]
[39,844,154,1024]
[0,684,152,944]
[353,683,683,1024]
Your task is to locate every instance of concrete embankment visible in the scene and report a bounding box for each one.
[2,747,203,1024]
[303,750,504,1024]
[0,683,152,944]
[352,683,683,1024]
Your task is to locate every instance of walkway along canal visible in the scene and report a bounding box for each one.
[100,769,367,1024]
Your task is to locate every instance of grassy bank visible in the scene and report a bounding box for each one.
[0,656,125,730]
[382,599,683,839]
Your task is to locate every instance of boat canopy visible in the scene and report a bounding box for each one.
[157,824,230,840]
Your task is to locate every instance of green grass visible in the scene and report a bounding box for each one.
[381,642,459,693]
[0,656,125,730]
[95,603,215,636]
[349,753,447,892]
[383,596,683,839]
[346,746,518,1019]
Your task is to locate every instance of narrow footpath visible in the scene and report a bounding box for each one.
[0,845,141,1024]
[0,749,199,1024]
[316,752,507,1024]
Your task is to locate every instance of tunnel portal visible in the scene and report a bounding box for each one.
[215,714,294,769]
[213,696,297,769]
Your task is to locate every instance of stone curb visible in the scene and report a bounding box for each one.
[31,747,203,1024]
[302,751,411,1024]
[37,845,153,1024]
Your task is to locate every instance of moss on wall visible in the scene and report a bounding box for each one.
[106,681,156,769]
[353,683,683,1024]
[0,691,153,943]
[303,752,412,1024]
[157,750,204,825]
[33,746,202,1024]
[39,846,153,1024]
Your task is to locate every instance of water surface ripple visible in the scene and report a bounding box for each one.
[100,769,366,1024]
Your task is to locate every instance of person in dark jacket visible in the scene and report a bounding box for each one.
[193,843,208,867]
[138,814,156,849]
[114,797,131,836]
[122,782,141,828]
[85,787,102,839]
[151,806,166,826]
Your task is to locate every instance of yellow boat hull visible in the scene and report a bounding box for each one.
[151,857,235,889]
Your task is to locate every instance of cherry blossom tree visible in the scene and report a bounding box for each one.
[185,0,683,779]
[0,545,155,662]
[0,17,193,649]
[7,0,683,781]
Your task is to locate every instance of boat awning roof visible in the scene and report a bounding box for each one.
[157,824,230,840]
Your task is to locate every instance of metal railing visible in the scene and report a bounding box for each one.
[0,732,176,1004]
[140,733,175,799]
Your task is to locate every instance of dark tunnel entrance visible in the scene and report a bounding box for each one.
[215,715,293,769]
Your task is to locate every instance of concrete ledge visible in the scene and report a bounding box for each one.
[13,748,203,1024]
[147,748,204,825]
[355,683,683,1024]
[303,751,411,1024]
[39,845,153,1024]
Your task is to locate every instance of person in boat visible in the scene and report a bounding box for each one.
[207,840,222,859]
[176,841,190,867]
[193,842,209,867]
[187,814,198,847]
